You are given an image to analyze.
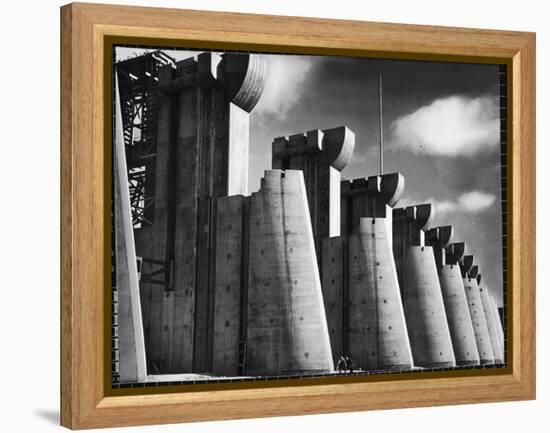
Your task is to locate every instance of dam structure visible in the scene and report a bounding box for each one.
[392,205,456,368]
[113,50,505,384]
[319,173,415,371]
[426,234,480,366]
[477,271,505,364]
[460,257,496,365]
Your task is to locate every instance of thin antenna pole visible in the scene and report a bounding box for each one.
[378,71,384,174]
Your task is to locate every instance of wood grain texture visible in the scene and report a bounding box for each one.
[60,4,74,428]
[60,2,536,429]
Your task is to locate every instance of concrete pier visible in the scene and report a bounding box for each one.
[341,173,404,237]
[321,236,347,361]
[393,205,456,368]
[342,173,412,370]
[272,126,355,242]
[393,204,432,292]
[427,238,480,366]
[478,275,504,364]
[460,257,495,365]
[246,170,334,375]
[348,218,413,370]
[489,294,505,362]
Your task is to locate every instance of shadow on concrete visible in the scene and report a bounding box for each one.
[34,409,59,425]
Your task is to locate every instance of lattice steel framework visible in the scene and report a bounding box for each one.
[116,50,175,227]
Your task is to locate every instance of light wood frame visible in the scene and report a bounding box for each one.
[61,2,536,429]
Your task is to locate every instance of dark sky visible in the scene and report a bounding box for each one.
[116,47,504,305]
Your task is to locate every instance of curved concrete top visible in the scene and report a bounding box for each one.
[468,265,479,279]
[446,242,465,264]
[362,172,405,207]
[218,53,266,112]
[414,204,433,229]
[321,126,356,171]
[272,126,355,173]
[197,52,221,86]
[395,203,433,230]
[381,172,405,207]
[460,255,474,274]
[426,225,454,248]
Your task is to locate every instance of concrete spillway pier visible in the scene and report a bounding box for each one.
[348,217,413,370]
[478,275,504,364]
[489,294,505,362]
[321,236,347,359]
[321,173,413,370]
[402,247,456,367]
[460,257,495,365]
[393,205,456,368]
[343,173,413,370]
[272,126,355,243]
[427,238,480,366]
[438,265,480,366]
[246,170,334,375]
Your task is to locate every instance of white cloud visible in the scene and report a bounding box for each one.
[432,199,459,214]
[254,55,318,117]
[390,95,500,157]
[457,190,497,212]
[428,190,496,215]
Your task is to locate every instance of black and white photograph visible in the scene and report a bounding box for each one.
[112,46,507,386]
[2,0,546,430]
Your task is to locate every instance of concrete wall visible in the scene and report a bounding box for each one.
[393,205,455,368]
[489,294,506,362]
[139,72,176,373]
[132,53,266,374]
[170,82,200,373]
[439,265,480,366]
[321,236,346,362]
[212,195,250,375]
[272,126,355,243]
[342,173,404,237]
[348,218,413,370]
[392,205,431,296]
[479,283,504,363]
[227,104,251,195]
[402,246,456,367]
[462,273,495,364]
[427,234,479,366]
[329,173,409,370]
[247,170,334,375]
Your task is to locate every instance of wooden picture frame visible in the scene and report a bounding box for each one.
[60,2,535,429]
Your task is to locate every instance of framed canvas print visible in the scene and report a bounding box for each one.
[60,2,536,429]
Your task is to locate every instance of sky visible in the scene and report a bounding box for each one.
[116,47,504,306]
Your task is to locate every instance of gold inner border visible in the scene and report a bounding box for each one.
[103,34,514,397]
